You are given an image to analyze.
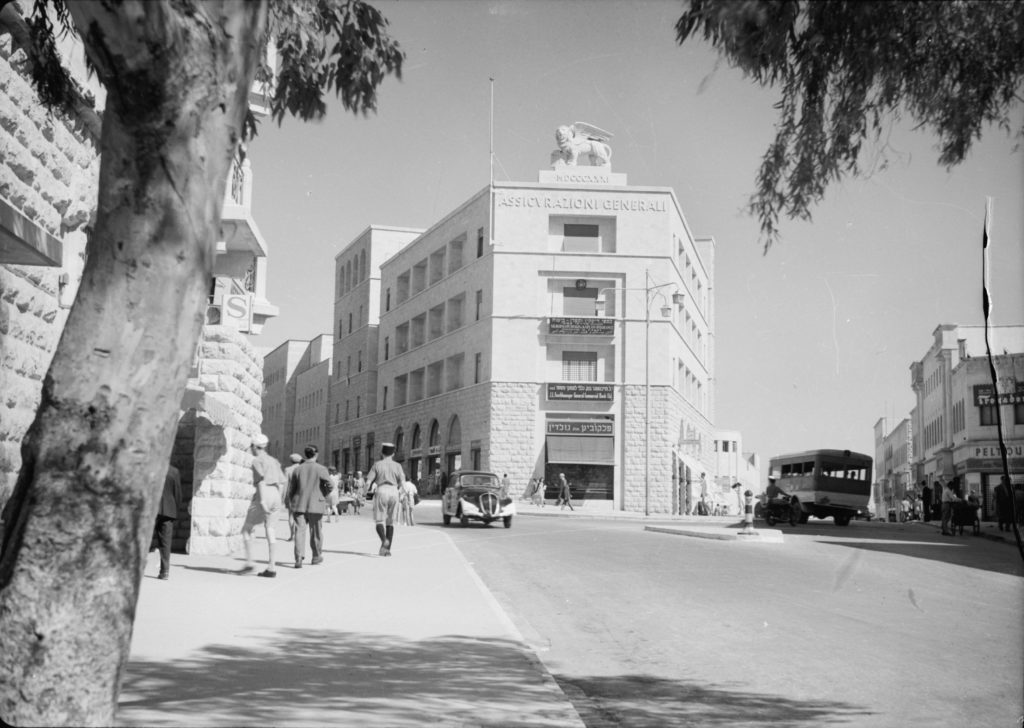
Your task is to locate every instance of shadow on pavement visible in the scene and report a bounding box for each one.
[554,673,874,727]
[814,538,1024,577]
[117,628,576,727]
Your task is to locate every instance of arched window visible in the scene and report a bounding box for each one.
[411,423,421,450]
[447,415,461,451]
[429,419,440,447]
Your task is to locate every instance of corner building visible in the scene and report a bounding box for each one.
[332,162,715,513]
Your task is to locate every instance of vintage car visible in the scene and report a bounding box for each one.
[441,470,515,528]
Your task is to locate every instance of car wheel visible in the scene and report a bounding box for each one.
[765,512,777,526]
[503,516,513,529]
[460,514,469,527]
[442,514,451,526]
[834,513,852,526]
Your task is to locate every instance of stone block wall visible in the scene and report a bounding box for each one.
[488,381,541,497]
[622,384,679,514]
[0,35,99,510]
[185,326,264,555]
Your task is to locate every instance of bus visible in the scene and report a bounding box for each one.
[768,449,873,526]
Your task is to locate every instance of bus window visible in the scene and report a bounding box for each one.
[803,461,814,476]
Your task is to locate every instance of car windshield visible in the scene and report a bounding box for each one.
[459,475,499,488]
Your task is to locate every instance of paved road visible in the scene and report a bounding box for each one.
[444,515,1024,728]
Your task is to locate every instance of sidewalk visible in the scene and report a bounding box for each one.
[118,503,584,727]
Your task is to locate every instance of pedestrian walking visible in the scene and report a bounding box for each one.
[325,466,341,522]
[994,476,1013,531]
[400,479,419,526]
[240,433,287,577]
[286,444,332,568]
[940,479,960,536]
[557,472,574,511]
[364,442,406,556]
[501,473,510,499]
[153,462,182,580]
[283,453,303,541]
[533,478,546,507]
[920,480,932,522]
[732,482,743,516]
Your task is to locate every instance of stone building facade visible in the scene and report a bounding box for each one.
[1,16,275,554]
[314,149,718,514]
[908,323,1024,519]
[0,28,101,508]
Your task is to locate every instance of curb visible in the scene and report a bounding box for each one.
[442,530,587,727]
[644,525,785,543]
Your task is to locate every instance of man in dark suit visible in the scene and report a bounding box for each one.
[155,463,182,580]
[286,445,332,568]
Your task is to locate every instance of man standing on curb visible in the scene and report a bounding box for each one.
[364,442,405,556]
[287,444,332,568]
[240,433,286,577]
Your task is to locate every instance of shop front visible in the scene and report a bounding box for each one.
[544,418,614,500]
[954,440,1024,520]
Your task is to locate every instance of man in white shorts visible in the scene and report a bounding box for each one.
[364,442,405,556]
[240,433,285,577]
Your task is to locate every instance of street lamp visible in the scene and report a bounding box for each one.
[596,269,682,516]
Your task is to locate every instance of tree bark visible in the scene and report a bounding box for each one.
[0,2,266,725]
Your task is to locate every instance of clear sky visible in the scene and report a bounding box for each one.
[249,0,1024,468]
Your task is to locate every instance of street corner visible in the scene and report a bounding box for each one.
[644,524,785,543]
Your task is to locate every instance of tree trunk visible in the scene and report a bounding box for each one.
[0,2,266,724]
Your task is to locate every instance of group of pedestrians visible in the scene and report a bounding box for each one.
[234,438,420,576]
[521,473,574,509]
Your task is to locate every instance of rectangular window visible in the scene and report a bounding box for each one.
[563,286,598,316]
[474,353,482,384]
[447,293,465,331]
[383,386,388,411]
[335,403,340,424]
[477,227,484,257]
[338,319,344,338]
[448,234,465,273]
[562,351,597,382]
[356,396,361,418]
[475,290,483,321]
[446,353,464,391]
[386,288,391,311]
[348,312,353,334]
[1016,403,1024,426]
[384,336,390,361]
[357,350,362,372]
[427,361,443,397]
[722,441,730,453]
[979,405,998,426]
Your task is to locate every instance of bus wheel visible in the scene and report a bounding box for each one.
[789,500,801,526]
[834,513,852,526]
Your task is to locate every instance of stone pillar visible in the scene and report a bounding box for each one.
[184,326,264,555]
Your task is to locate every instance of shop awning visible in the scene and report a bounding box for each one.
[546,435,614,465]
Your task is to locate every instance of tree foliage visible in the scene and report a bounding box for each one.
[676,0,1024,251]
[0,1,402,723]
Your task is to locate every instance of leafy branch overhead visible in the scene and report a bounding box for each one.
[12,0,403,143]
[676,0,1024,251]
[248,0,404,138]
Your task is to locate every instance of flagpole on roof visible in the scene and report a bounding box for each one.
[489,77,495,245]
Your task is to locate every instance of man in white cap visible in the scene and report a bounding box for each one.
[364,442,405,556]
[240,433,286,577]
